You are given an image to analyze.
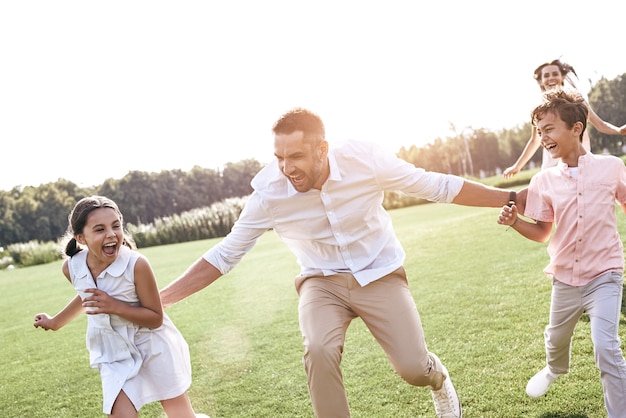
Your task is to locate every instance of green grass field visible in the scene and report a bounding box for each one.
[2,203,625,417]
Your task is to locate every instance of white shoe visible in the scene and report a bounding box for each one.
[195,414,210,418]
[429,353,462,418]
[526,366,560,398]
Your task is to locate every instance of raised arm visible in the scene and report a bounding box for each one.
[503,126,541,179]
[587,105,626,135]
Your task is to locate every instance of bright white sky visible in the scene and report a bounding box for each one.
[1,0,624,191]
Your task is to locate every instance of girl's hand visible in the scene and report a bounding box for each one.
[34,313,55,331]
[502,166,519,179]
[81,288,120,315]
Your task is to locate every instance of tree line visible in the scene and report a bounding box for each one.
[396,74,626,178]
[1,73,624,248]
[0,160,262,247]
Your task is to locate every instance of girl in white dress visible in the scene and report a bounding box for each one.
[34,196,208,418]
[503,58,626,178]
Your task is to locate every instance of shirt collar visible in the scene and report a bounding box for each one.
[71,245,132,280]
[556,152,590,173]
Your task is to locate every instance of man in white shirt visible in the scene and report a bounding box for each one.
[161,108,520,418]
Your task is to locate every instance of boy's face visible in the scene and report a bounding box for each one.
[536,111,582,163]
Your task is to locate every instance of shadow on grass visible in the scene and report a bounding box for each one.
[538,414,589,418]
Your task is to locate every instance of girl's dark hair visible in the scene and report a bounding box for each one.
[272,107,325,145]
[533,59,578,91]
[62,196,135,257]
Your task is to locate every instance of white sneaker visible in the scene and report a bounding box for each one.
[526,366,560,398]
[195,414,210,418]
[429,353,462,418]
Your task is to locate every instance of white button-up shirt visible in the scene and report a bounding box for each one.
[203,140,464,286]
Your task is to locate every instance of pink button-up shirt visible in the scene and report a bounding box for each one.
[203,140,464,286]
[525,152,626,286]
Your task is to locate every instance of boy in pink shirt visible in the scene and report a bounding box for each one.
[498,89,626,418]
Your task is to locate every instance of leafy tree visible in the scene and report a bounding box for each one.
[469,129,499,178]
[221,159,262,197]
[179,166,224,211]
[0,190,19,245]
[587,73,626,155]
[496,123,535,171]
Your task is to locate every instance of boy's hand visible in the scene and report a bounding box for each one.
[497,204,518,227]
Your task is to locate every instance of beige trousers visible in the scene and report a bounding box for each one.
[295,267,441,418]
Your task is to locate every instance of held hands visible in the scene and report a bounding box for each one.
[497,204,519,227]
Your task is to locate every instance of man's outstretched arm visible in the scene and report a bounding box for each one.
[160,258,223,308]
[452,180,524,213]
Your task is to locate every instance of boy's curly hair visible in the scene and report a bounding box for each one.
[531,90,588,142]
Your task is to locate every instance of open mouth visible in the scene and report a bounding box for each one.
[103,242,117,256]
[289,174,305,186]
[544,143,557,152]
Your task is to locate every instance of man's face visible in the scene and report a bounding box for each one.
[274,130,328,192]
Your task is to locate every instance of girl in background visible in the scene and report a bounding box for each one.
[503,58,626,178]
[34,196,208,418]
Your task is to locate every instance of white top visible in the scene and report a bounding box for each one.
[69,246,191,414]
[203,140,464,286]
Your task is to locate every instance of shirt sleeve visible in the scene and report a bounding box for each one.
[371,142,464,203]
[202,191,272,274]
[524,175,553,222]
[615,159,626,205]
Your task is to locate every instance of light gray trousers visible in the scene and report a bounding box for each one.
[545,270,626,418]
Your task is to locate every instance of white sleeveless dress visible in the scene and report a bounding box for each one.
[68,246,192,414]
